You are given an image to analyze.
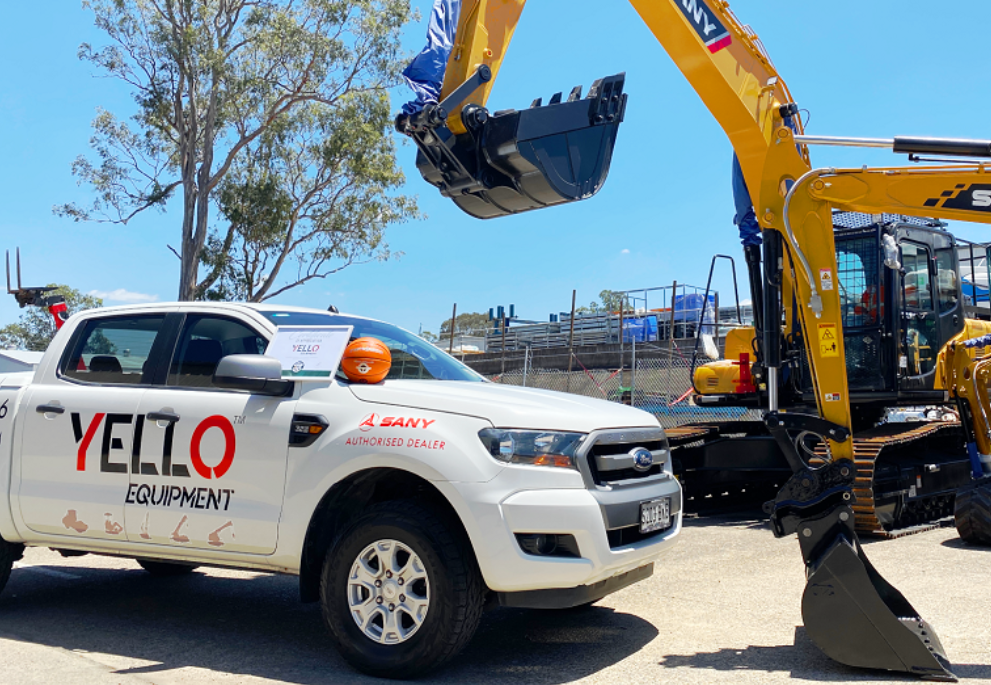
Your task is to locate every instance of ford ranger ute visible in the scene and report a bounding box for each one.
[0,302,681,677]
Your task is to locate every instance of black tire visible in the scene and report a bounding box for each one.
[955,481,991,545]
[137,559,199,576]
[320,501,483,679]
[0,537,24,596]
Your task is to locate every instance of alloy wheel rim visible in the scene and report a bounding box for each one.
[347,539,430,644]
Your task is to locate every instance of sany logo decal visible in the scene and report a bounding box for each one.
[924,183,991,213]
[72,412,236,479]
[358,413,436,431]
[674,0,732,54]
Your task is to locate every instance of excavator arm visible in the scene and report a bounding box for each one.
[398,1,991,680]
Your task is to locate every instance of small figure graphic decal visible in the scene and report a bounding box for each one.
[62,510,88,533]
[140,512,151,539]
[208,521,234,547]
[170,515,190,543]
[104,513,123,535]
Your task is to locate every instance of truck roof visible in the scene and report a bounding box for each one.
[72,301,372,320]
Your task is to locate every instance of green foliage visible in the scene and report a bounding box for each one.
[439,312,491,338]
[576,289,631,314]
[202,91,417,301]
[57,0,420,300]
[0,286,103,352]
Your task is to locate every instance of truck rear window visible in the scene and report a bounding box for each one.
[62,315,166,385]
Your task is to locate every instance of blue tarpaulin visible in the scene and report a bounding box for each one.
[401,0,462,115]
[622,316,658,343]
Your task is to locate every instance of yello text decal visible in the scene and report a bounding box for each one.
[72,412,236,479]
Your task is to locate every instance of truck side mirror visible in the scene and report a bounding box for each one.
[213,355,293,397]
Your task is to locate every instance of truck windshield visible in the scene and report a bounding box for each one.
[260,311,485,383]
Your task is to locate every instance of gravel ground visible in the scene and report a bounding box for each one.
[0,509,988,684]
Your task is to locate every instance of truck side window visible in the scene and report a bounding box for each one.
[935,248,959,313]
[168,315,267,389]
[62,315,166,385]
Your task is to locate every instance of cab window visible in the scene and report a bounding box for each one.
[901,242,933,311]
[168,315,267,389]
[935,248,959,313]
[62,315,166,385]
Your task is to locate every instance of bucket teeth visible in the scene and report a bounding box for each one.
[568,85,582,102]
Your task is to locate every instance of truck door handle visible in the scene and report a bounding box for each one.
[147,411,180,424]
[36,403,65,415]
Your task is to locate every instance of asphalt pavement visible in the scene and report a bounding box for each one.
[0,509,988,684]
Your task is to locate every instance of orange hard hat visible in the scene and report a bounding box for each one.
[340,337,392,384]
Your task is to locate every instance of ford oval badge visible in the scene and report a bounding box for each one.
[630,447,654,472]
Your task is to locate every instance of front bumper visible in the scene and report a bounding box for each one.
[497,563,654,609]
[454,432,683,595]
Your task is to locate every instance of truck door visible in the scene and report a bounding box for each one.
[127,313,295,554]
[899,241,939,389]
[17,313,169,541]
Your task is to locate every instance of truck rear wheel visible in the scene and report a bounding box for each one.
[320,501,483,678]
[137,560,199,576]
[955,480,991,545]
[0,537,24,596]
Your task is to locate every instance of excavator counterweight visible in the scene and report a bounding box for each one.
[397,73,627,219]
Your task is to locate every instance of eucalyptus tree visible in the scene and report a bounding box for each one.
[58,0,418,300]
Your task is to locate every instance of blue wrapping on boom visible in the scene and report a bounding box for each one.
[401,0,461,116]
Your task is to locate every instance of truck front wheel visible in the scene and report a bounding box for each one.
[320,501,483,678]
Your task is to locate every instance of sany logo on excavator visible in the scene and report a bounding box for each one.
[674,0,732,54]
[925,183,991,212]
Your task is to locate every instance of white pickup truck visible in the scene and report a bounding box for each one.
[0,302,681,677]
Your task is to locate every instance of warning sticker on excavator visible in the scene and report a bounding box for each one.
[818,323,839,357]
[819,268,833,291]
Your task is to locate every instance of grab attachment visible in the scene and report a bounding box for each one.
[768,459,957,681]
[397,71,627,219]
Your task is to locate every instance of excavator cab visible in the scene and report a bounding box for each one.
[397,73,628,220]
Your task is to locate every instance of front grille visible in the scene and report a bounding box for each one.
[607,523,670,548]
[585,433,668,486]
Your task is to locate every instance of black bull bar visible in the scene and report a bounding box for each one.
[396,69,626,220]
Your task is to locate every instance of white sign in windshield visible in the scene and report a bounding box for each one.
[265,325,354,378]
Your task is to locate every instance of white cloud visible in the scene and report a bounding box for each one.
[88,288,159,304]
[620,248,630,254]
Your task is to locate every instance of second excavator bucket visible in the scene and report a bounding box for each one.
[768,454,957,681]
[398,73,627,220]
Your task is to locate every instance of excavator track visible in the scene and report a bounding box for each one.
[813,421,963,536]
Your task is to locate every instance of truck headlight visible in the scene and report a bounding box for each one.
[478,429,585,469]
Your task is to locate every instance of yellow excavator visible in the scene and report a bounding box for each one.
[396,0,991,680]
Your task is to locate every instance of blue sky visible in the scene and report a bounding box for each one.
[2,1,990,337]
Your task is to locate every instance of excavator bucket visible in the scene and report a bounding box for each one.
[765,418,957,681]
[398,73,627,220]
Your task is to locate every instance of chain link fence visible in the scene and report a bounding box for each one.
[486,344,758,428]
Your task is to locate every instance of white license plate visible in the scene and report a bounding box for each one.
[640,497,671,534]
